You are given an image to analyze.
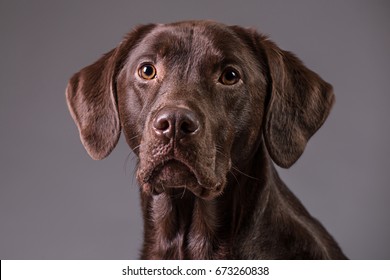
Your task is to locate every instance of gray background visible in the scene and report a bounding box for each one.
[1,0,389,259]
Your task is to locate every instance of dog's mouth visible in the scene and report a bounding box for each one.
[138,157,225,200]
[148,159,198,188]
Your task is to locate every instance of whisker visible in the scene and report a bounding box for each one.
[215,147,260,182]
[180,184,187,199]
[228,170,240,186]
[126,134,140,143]
[132,144,141,153]
[121,141,142,190]
[123,152,134,175]
[230,165,260,181]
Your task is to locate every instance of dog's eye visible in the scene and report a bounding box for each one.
[219,68,240,85]
[138,64,157,80]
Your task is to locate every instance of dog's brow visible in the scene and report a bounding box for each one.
[153,30,221,58]
[135,29,227,81]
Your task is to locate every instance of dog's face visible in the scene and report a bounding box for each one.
[117,22,267,199]
[66,21,334,200]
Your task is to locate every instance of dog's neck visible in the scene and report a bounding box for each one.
[140,143,273,259]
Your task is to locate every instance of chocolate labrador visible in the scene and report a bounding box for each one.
[66,21,347,259]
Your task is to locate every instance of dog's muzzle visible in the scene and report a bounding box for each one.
[137,106,225,200]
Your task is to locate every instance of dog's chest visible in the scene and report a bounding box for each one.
[145,193,232,259]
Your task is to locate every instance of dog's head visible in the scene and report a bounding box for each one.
[66,21,334,200]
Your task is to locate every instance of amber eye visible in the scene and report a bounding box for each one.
[138,64,157,80]
[219,68,240,85]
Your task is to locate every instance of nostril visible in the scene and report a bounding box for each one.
[153,113,174,140]
[179,119,199,135]
[153,115,170,132]
[152,107,200,140]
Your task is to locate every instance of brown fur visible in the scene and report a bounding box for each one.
[66,21,346,259]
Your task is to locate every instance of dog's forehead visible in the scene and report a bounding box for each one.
[134,22,248,63]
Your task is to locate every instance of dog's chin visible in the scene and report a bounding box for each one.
[140,160,224,200]
[152,160,197,188]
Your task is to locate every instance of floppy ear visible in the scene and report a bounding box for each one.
[66,24,155,160]
[260,37,335,168]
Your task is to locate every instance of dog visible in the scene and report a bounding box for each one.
[66,20,347,259]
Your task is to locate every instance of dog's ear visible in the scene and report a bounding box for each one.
[231,26,334,168]
[66,24,155,160]
[260,38,335,168]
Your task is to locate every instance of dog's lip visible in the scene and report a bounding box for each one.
[139,155,227,200]
[142,157,203,186]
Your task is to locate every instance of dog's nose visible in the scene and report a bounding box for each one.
[153,108,200,140]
